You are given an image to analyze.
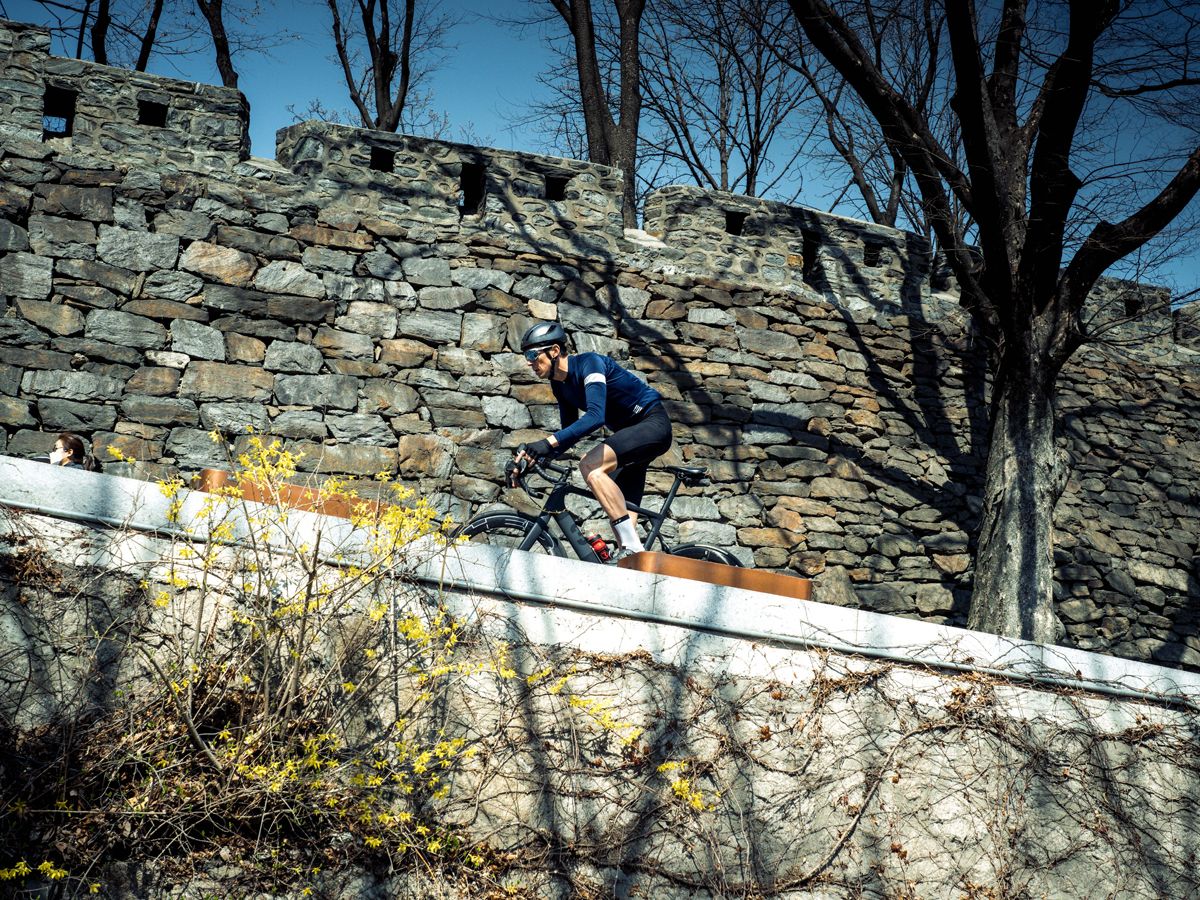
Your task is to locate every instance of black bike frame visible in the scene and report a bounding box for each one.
[516,462,691,561]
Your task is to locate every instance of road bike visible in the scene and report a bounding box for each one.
[455,450,742,566]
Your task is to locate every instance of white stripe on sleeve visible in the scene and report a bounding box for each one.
[584,372,606,386]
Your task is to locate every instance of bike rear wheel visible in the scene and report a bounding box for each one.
[456,510,566,557]
[669,544,743,567]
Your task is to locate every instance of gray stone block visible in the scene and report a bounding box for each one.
[0,220,29,252]
[143,271,204,302]
[271,410,327,439]
[199,402,270,434]
[0,252,52,299]
[180,361,274,402]
[22,368,125,402]
[254,260,325,297]
[402,256,451,286]
[120,395,200,426]
[264,340,324,373]
[37,398,118,431]
[418,286,473,310]
[85,309,168,350]
[396,310,462,344]
[96,225,179,271]
[326,413,393,445]
[336,302,398,339]
[170,318,226,361]
[274,374,359,410]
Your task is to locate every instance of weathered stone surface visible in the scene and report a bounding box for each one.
[180,362,274,402]
[55,258,137,294]
[362,380,420,415]
[291,223,373,250]
[0,252,52,298]
[264,341,324,374]
[254,261,325,298]
[314,327,374,359]
[169,319,225,361]
[267,295,334,322]
[0,396,37,427]
[418,286,474,310]
[85,309,168,350]
[272,410,327,440]
[293,441,396,476]
[225,332,266,363]
[28,215,96,258]
[395,433,455,479]
[402,256,451,286]
[327,413,392,445]
[481,395,532,429]
[37,398,118,431]
[143,270,204,301]
[199,402,270,434]
[274,374,359,410]
[336,302,398,339]
[153,209,214,240]
[451,266,514,292]
[180,241,258,286]
[0,220,29,252]
[14,298,84,336]
[165,427,228,467]
[96,225,179,271]
[21,369,124,401]
[120,395,199,425]
[216,225,300,259]
[37,184,113,220]
[397,310,461,343]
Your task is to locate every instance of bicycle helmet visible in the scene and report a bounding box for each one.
[520,321,567,352]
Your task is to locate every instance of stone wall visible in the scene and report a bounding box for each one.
[1,16,1199,672]
[0,19,248,171]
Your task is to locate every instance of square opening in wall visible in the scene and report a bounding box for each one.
[459,162,486,217]
[863,242,883,267]
[1124,295,1142,317]
[725,210,749,236]
[370,146,395,173]
[137,99,169,127]
[42,85,77,140]
[545,174,571,201]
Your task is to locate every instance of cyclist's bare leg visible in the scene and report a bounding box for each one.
[579,444,632,523]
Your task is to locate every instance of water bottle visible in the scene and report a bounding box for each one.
[587,534,611,562]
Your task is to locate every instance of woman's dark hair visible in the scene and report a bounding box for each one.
[57,432,100,472]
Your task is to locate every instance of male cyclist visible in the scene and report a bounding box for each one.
[513,321,672,558]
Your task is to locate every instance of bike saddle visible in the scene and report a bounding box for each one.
[664,464,708,485]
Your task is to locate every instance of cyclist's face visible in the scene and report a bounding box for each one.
[525,345,557,378]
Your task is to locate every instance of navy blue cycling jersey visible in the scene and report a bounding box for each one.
[550,352,662,450]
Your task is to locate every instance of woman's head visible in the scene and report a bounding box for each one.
[51,432,88,467]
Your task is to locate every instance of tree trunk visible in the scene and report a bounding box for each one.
[196,0,239,89]
[966,348,1066,642]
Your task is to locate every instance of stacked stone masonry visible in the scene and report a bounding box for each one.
[1,16,1198,671]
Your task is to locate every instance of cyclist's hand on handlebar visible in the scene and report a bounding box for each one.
[505,457,527,489]
[523,438,553,461]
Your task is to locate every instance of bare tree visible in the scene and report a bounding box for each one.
[787,0,1200,642]
[322,0,453,133]
[25,0,269,86]
[546,0,645,226]
[638,0,810,200]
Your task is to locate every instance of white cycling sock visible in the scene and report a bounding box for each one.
[612,514,644,552]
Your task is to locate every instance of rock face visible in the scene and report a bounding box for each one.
[0,14,1199,673]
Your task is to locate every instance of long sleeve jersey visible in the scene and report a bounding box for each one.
[550,352,662,450]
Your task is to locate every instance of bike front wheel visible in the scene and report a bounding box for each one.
[455,510,566,557]
[669,544,743,567]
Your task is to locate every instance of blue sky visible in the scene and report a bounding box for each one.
[4,0,1198,297]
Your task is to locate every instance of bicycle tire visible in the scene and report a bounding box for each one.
[669,544,743,567]
[456,510,566,557]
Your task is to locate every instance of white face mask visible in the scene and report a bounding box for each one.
[49,447,66,464]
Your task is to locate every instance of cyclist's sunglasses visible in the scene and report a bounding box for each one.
[523,347,553,362]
